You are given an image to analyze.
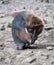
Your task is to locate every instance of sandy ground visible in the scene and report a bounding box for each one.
[0,0,54,65]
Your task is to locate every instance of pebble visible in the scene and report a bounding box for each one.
[7,23,12,28]
[2,0,9,4]
[44,27,54,31]
[22,56,36,63]
[43,19,47,24]
[51,61,54,65]
[4,58,11,64]
[0,25,5,31]
[0,43,4,47]
[0,42,4,50]
[0,52,5,61]
[4,47,15,55]
[23,7,26,9]
[46,46,54,50]
[43,63,51,65]
[35,7,39,10]
[31,62,41,65]
[0,16,4,18]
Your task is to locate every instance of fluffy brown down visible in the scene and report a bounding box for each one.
[11,10,44,43]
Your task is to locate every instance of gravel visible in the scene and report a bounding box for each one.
[0,0,54,65]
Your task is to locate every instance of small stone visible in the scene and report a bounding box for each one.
[5,58,11,64]
[23,7,26,9]
[0,52,5,61]
[41,0,43,2]
[46,0,49,3]
[36,51,42,56]
[43,63,51,65]
[0,16,4,18]
[0,25,5,31]
[0,43,4,50]
[44,27,54,31]
[46,46,54,50]
[51,61,54,65]
[46,55,50,59]
[43,19,47,24]
[35,7,39,10]
[53,16,54,18]
[2,0,9,4]
[7,23,12,28]
[4,47,15,55]
[0,43,4,47]
[22,56,36,63]
[45,14,48,17]
[31,62,41,65]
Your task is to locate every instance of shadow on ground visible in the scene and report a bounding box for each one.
[27,44,54,49]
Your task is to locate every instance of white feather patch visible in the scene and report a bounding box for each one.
[25,28,28,33]
[25,28,31,43]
